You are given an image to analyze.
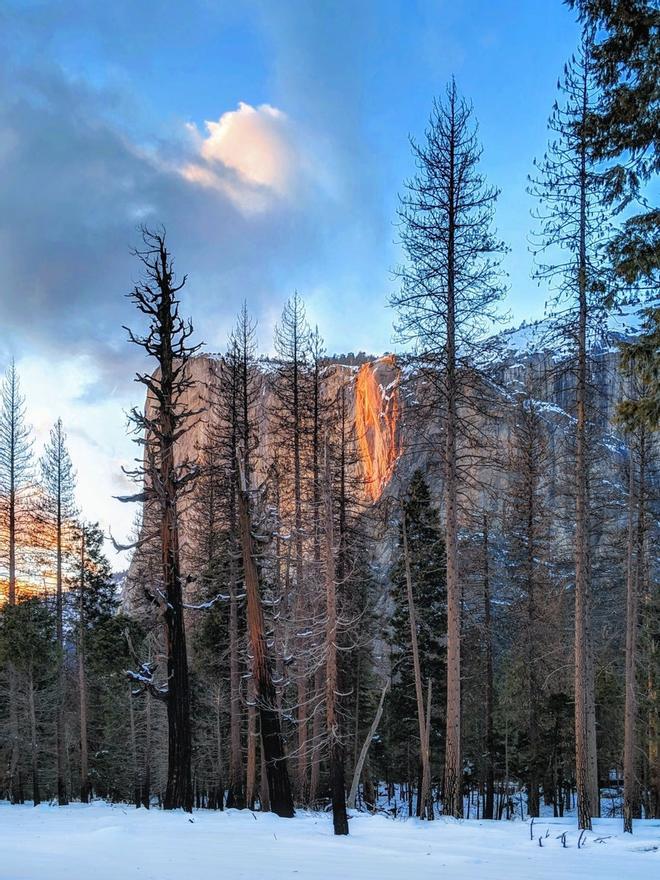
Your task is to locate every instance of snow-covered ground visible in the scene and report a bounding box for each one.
[0,803,657,880]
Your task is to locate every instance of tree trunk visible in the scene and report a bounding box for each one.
[443,90,461,818]
[323,442,349,835]
[237,464,294,818]
[227,563,245,808]
[402,514,432,819]
[28,673,39,806]
[574,70,598,830]
[78,529,90,803]
[214,687,224,810]
[142,689,152,809]
[246,686,257,809]
[55,489,68,806]
[623,431,645,831]
[524,475,540,819]
[7,440,21,803]
[128,683,140,808]
[161,390,193,811]
[347,680,390,809]
[309,664,323,803]
[483,514,495,819]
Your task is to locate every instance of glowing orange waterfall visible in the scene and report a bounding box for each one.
[355,356,400,502]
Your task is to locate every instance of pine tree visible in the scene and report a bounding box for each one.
[505,395,556,817]
[529,36,609,829]
[270,291,314,802]
[0,359,33,802]
[75,521,117,802]
[392,80,507,816]
[618,306,660,431]
[39,417,77,806]
[0,596,58,805]
[617,316,658,829]
[566,0,659,288]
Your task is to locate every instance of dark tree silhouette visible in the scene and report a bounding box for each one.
[119,227,202,812]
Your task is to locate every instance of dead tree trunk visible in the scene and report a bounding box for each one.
[121,230,201,813]
[347,680,390,809]
[237,464,294,818]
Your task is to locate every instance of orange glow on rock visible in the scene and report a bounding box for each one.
[355,356,400,502]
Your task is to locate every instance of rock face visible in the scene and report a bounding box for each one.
[124,315,653,610]
[354,356,401,502]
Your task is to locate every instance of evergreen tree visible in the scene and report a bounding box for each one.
[0,597,57,806]
[567,0,659,288]
[618,305,660,430]
[529,35,609,830]
[39,417,77,806]
[75,521,117,802]
[0,358,33,802]
[388,471,446,813]
[270,291,314,802]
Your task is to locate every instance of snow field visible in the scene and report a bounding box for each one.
[0,803,657,880]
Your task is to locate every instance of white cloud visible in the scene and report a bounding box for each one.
[182,102,300,214]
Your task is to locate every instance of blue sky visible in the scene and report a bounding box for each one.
[0,0,582,558]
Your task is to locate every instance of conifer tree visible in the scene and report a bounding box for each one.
[388,471,446,816]
[0,597,57,806]
[392,80,507,816]
[529,35,609,829]
[567,0,659,289]
[271,292,314,802]
[39,418,77,806]
[617,315,658,829]
[0,359,33,802]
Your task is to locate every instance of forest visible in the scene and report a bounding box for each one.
[0,0,658,860]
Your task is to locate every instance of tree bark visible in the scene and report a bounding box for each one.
[574,67,598,830]
[55,475,68,806]
[443,87,462,819]
[227,564,245,808]
[323,442,349,835]
[28,673,39,806]
[78,528,90,803]
[347,680,390,809]
[402,514,432,819]
[483,514,495,819]
[237,465,294,818]
[623,431,645,831]
[246,685,257,809]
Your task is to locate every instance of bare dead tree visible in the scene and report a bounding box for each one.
[392,79,507,816]
[119,227,202,812]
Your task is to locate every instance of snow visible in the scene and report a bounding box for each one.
[0,803,657,880]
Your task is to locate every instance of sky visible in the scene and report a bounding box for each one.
[0,0,582,567]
